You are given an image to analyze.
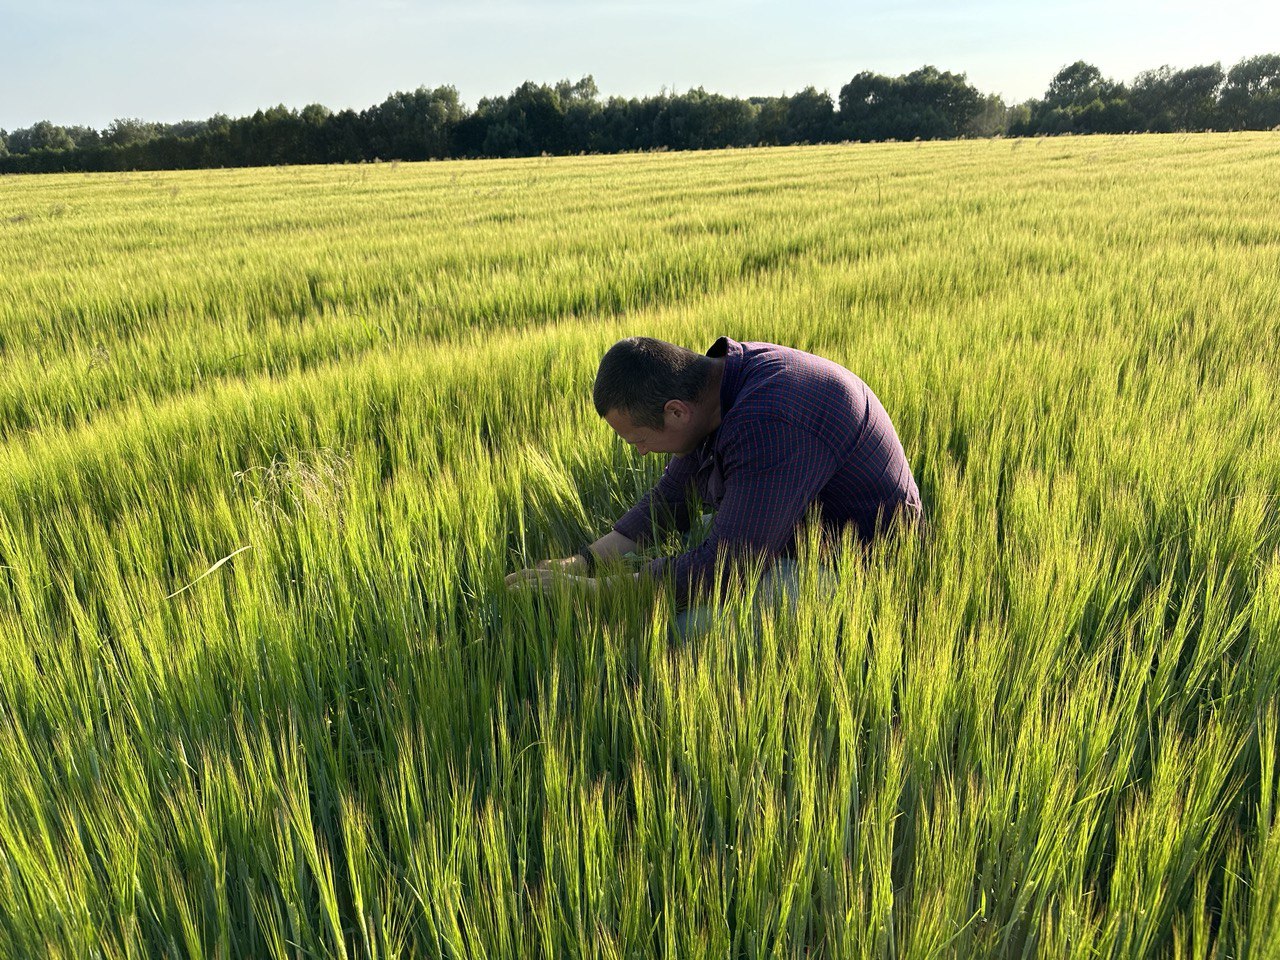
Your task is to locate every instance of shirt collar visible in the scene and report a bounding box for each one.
[706,336,744,416]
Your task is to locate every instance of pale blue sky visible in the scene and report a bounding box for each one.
[2,0,1276,130]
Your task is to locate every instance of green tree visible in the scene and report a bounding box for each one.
[467,81,574,156]
[1044,61,1118,110]
[7,121,75,153]
[900,66,983,137]
[1131,66,1177,130]
[1220,54,1280,129]
[1167,64,1225,129]
[508,81,570,153]
[558,76,603,152]
[652,88,756,150]
[751,96,788,145]
[1131,64,1224,131]
[839,71,894,139]
[366,86,460,160]
[64,125,100,148]
[785,87,836,142]
[596,95,654,152]
[1076,97,1141,133]
[1029,62,1127,133]
[965,93,1009,137]
[163,118,211,139]
[839,67,982,140]
[103,118,162,148]
[1006,101,1035,136]
[481,120,524,157]
[555,75,599,104]
[319,108,368,163]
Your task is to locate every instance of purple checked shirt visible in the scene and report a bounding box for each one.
[612,337,922,607]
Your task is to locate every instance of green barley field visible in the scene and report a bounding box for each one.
[1,134,1279,958]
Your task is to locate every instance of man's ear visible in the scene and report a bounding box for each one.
[664,399,689,422]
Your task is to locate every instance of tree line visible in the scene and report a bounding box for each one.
[2,55,1278,174]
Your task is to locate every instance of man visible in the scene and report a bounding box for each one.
[505,336,922,633]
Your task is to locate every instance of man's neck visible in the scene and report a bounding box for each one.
[703,357,726,435]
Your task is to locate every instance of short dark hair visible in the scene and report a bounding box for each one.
[593,337,715,428]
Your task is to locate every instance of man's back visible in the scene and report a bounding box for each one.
[722,338,921,541]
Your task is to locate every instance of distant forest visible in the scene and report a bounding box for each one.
[2,55,1278,174]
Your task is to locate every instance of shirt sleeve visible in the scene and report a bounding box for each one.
[647,418,836,609]
[612,452,699,546]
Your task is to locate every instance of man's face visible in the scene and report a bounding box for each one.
[605,404,701,458]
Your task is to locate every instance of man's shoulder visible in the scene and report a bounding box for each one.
[723,342,870,452]
[735,344,866,410]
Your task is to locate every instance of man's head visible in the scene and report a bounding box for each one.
[593,337,722,457]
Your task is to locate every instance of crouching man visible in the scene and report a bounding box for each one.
[505,336,922,636]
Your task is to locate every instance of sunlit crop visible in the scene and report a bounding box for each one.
[1,134,1278,957]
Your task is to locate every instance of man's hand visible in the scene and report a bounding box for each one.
[505,531,642,595]
[505,556,598,594]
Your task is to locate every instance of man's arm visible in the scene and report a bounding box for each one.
[528,529,638,576]
[646,418,836,608]
[580,529,639,564]
[504,529,644,591]
[611,453,700,547]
